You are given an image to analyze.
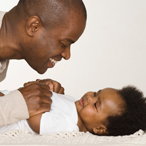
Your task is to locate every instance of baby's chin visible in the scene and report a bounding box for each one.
[75,99,83,113]
[75,100,79,106]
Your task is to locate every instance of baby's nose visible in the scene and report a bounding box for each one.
[87,95,97,103]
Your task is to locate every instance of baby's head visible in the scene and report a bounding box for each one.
[75,86,146,136]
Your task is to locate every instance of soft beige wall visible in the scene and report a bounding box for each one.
[0,0,146,99]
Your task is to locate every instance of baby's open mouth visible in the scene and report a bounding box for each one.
[79,98,84,107]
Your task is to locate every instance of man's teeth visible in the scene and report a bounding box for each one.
[50,58,58,65]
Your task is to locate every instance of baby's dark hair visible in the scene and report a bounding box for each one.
[106,86,146,136]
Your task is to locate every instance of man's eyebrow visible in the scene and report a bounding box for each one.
[65,38,75,44]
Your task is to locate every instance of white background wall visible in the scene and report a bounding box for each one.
[0,0,146,99]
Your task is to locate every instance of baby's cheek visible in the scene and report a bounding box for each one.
[82,106,95,117]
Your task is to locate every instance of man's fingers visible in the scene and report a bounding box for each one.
[40,103,51,113]
[19,82,53,117]
[40,95,52,104]
[35,103,51,115]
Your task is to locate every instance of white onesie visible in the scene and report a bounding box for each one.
[0,91,79,134]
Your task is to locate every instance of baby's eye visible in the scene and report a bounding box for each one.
[94,103,97,109]
[94,92,96,97]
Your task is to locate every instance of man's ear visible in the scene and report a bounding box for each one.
[26,16,42,37]
[93,126,109,135]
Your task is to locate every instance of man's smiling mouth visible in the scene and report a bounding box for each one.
[49,58,58,66]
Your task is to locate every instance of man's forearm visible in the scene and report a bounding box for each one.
[0,90,29,127]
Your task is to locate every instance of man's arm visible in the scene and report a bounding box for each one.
[19,79,65,117]
[18,83,52,118]
[0,84,51,127]
[0,79,64,127]
[0,90,29,127]
[24,79,65,134]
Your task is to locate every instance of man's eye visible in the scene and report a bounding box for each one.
[61,42,67,48]
[94,103,97,109]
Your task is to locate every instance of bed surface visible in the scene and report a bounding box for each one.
[0,129,146,146]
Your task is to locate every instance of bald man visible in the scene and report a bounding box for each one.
[0,0,86,127]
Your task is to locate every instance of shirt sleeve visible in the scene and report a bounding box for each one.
[0,90,29,127]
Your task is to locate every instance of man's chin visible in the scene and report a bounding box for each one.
[35,68,48,74]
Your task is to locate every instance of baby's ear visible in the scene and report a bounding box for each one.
[93,126,109,135]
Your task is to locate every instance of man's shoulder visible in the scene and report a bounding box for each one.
[0,11,6,15]
[0,11,6,20]
[0,60,9,82]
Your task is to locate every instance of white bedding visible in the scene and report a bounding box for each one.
[0,129,146,146]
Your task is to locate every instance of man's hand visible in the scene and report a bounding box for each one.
[24,79,65,94]
[18,83,52,117]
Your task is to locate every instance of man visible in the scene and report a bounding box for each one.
[0,0,87,127]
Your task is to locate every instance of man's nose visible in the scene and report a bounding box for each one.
[61,46,71,60]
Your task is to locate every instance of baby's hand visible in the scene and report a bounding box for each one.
[36,79,64,94]
[23,79,65,94]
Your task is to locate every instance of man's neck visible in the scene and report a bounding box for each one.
[0,8,22,60]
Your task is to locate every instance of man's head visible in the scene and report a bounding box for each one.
[15,0,86,73]
[75,86,146,136]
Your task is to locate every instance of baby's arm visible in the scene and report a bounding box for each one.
[27,113,43,134]
[0,92,4,96]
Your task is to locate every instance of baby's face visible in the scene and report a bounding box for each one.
[75,88,125,134]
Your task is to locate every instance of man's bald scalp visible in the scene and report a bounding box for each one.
[17,0,87,29]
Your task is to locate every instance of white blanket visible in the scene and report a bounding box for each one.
[0,129,145,146]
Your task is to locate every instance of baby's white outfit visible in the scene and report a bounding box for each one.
[40,92,79,134]
[0,91,79,134]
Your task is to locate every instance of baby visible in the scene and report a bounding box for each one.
[0,85,146,136]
